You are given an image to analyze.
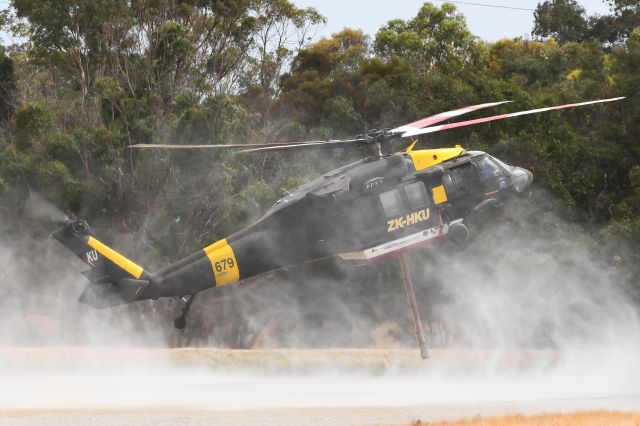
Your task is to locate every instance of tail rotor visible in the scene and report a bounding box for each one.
[24,190,68,226]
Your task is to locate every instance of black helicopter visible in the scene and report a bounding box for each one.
[52,97,623,357]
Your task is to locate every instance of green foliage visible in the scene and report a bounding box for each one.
[0,52,16,121]
[0,144,29,185]
[533,0,640,44]
[12,0,130,52]
[95,77,125,123]
[608,0,640,38]
[14,102,54,149]
[150,21,195,101]
[321,96,364,136]
[630,165,640,191]
[533,0,589,44]
[1,0,634,238]
[0,0,639,336]
[605,215,640,244]
[175,94,257,145]
[487,39,565,87]
[227,180,277,228]
[293,28,369,76]
[374,2,483,73]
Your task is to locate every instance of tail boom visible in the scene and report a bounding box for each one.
[52,220,153,308]
[85,236,144,279]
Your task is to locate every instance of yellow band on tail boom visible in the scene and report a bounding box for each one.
[87,237,144,279]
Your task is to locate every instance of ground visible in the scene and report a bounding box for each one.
[1,348,639,425]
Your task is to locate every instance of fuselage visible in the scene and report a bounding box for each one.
[147,147,533,298]
[53,146,532,307]
[52,92,621,309]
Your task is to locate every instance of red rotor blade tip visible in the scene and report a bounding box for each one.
[401,97,625,137]
[392,101,512,133]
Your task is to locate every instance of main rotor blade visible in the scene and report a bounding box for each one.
[238,139,367,153]
[392,101,512,134]
[400,97,626,137]
[129,142,310,149]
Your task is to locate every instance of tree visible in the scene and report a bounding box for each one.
[278,29,369,130]
[1,0,639,348]
[374,2,483,73]
[244,0,325,126]
[533,0,639,45]
[12,0,133,113]
[607,0,640,39]
[0,49,16,122]
[533,0,589,44]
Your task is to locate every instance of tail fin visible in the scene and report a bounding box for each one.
[52,219,153,308]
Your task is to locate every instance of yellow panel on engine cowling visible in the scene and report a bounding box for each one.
[408,146,465,171]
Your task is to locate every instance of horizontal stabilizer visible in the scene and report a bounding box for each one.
[81,268,111,285]
[79,278,150,309]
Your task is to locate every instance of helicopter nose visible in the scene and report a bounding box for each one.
[511,167,533,193]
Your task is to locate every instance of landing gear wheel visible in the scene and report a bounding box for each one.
[174,315,187,330]
[173,293,197,330]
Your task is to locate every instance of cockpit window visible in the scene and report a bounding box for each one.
[451,163,482,194]
[404,181,430,209]
[476,156,504,181]
[442,172,455,195]
[491,157,513,174]
[379,189,405,217]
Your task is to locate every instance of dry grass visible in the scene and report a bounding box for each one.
[0,347,564,375]
[411,411,640,426]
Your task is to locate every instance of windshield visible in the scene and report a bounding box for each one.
[490,156,513,174]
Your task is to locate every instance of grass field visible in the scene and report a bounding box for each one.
[0,347,564,374]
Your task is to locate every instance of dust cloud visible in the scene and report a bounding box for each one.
[0,187,639,412]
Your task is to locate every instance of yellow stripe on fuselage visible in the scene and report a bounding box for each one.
[408,146,465,171]
[432,185,448,204]
[203,239,239,286]
[87,237,144,279]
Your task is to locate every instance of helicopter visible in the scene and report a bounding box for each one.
[52,96,623,358]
